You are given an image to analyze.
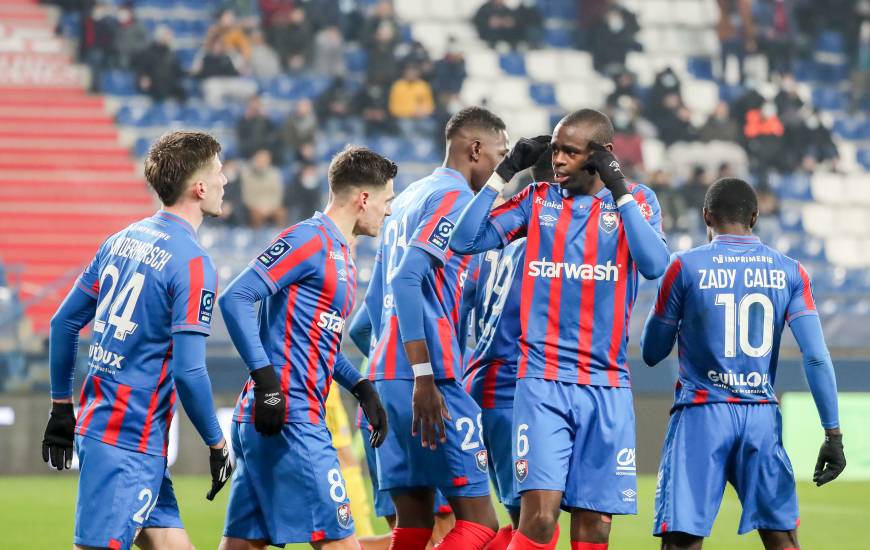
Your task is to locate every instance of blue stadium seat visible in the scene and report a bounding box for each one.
[543,28,572,48]
[857,148,870,170]
[345,48,368,73]
[791,59,817,82]
[134,137,151,157]
[687,57,714,80]
[817,31,846,54]
[811,88,845,111]
[530,83,557,106]
[833,117,863,140]
[778,207,803,231]
[539,0,576,19]
[100,70,137,96]
[499,52,526,76]
[718,84,745,103]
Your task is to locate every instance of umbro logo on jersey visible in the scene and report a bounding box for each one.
[88,343,125,369]
[515,459,528,482]
[475,449,488,473]
[257,238,292,267]
[337,503,352,528]
[199,289,215,324]
[528,259,620,281]
[539,214,558,227]
[317,311,346,334]
[427,216,455,251]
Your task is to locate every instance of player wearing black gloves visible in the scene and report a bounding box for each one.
[250,364,286,436]
[814,431,846,486]
[42,402,75,471]
[351,378,389,448]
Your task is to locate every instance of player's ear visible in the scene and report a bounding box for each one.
[605,142,614,153]
[749,210,758,229]
[702,207,713,228]
[191,178,207,200]
[470,139,481,162]
[359,189,370,210]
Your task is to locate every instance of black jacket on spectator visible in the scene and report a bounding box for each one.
[237,114,277,160]
[132,43,186,102]
[432,54,467,96]
[197,52,239,78]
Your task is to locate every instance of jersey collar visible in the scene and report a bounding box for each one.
[433,167,468,186]
[558,185,613,201]
[713,234,761,245]
[154,210,196,238]
[314,211,348,247]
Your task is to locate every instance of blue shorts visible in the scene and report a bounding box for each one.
[481,407,520,510]
[653,403,799,537]
[512,378,637,515]
[374,379,490,498]
[74,435,182,550]
[362,425,452,517]
[224,421,354,545]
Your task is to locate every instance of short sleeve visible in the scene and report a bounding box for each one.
[652,255,685,324]
[409,188,472,265]
[489,184,533,244]
[249,226,324,293]
[786,262,818,323]
[171,255,219,335]
[631,184,666,241]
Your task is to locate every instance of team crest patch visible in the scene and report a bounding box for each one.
[336,503,352,529]
[515,459,528,482]
[599,211,619,233]
[427,216,455,251]
[198,289,215,324]
[475,449,488,473]
[639,202,653,221]
[257,238,291,267]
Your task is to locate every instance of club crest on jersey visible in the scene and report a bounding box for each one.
[427,216,455,251]
[336,503,351,529]
[257,238,291,267]
[639,202,653,221]
[475,450,488,473]
[599,211,619,233]
[199,289,215,324]
[515,459,528,482]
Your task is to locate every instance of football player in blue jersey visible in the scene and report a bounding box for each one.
[42,132,233,550]
[218,146,394,550]
[642,177,846,550]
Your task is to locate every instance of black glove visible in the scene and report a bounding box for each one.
[352,379,389,448]
[206,444,233,501]
[813,432,846,486]
[495,135,551,183]
[250,366,285,436]
[42,402,75,471]
[582,142,629,199]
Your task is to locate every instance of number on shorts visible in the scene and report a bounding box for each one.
[516,423,529,458]
[132,488,158,524]
[328,468,347,502]
[456,414,484,451]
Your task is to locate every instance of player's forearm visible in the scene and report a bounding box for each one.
[48,286,97,400]
[791,315,840,429]
[619,198,669,279]
[393,246,435,344]
[640,313,678,366]
[171,332,224,446]
[364,260,385,336]
[218,268,272,372]
[333,352,364,390]
[449,185,505,254]
[348,305,373,358]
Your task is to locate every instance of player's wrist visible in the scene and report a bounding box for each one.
[51,398,74,405]
[824,428,842,440]
[615,192,634,207]
[209,438,227,450]
[411,362,434,378]
[485,172,507,194]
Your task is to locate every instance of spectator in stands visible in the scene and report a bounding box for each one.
[237,95,278,159]
[473,0,523,50]
[717,0,756,84]
[240,149,286,228]
[217,159,247,226]
[743,101,786,173]
[606,70,639,108]
[221,0,260,28]
[683,165,711,211]
[731,83,765,136]
[281,99,318,152]
[611,109,644,175]
[354,84,396,136]
[113,4,147,70]
[650,93,697,145]
[389,64,435,136]
[788,109,839,170]
[248,29,282,80]
[285,159,322,224]
[259,0,294,28]
[647,67,682,116]
[313,26,347,78]
[316,77,359,134]
[205,9,251,61]
[361,1,401,51]
[366,23,400,87]
[400,40,434,81]
[303,0,342,32]
[193,40,257,107]
[81,1,118,92]
[753,0,798,78]
[585,0,640,75]
[646,170,684,233]
[516,0,544,49]
[698,101,740,142]
[431,42,467,109]
[270,7,315,71]
[133,26,186,102]
[774,74,805,126]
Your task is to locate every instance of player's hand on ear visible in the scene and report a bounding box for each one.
[206,441,233,501]
[814,431,846,486]
[411,376,451,450]
[42,402,75,471]
[351,380,389,448]
[495,135,551,184]
[582,142,630,200]
[250,366,286,436]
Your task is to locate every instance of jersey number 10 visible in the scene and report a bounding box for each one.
[714,292,774,358]
[94,265,145,341]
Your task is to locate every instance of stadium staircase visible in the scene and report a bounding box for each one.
[0,0,154,334]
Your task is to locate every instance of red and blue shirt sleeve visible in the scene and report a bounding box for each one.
[409,187,472,265]
[170,331,224,445]
[641,255,685,366]
[450,184,533,254]
[75,243,106,299]
[170,254,219,335]
[620,185,669,279]
[249,226,324,292]
[333,352,364,391]
[786,262,818,323]
[49,285,98,399]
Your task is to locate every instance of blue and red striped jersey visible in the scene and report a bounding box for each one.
[487,181,664,387]
[462,239,526,408]
[75,211,217,456]
[651,235,817,407]
[233,213,358,424]
[368,167,474,380]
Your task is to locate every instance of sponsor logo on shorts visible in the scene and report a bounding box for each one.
[621,488,637,502]
[599,211,619,233]
[475,450,488,473]
[336,503,352,529]
[616,447,636,477]
[257,238,291,267]
[707,370,770,394]
[515,459,528,482]
[427,216,455,251]
[199,289,215,324]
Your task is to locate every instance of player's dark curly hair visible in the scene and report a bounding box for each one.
[559,109,614,144]
[444,106,507,140]
[328,145,397,195]
[144,131,222,206]
[704,177,758,228]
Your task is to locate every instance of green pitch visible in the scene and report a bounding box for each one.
[1,476,867,549]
